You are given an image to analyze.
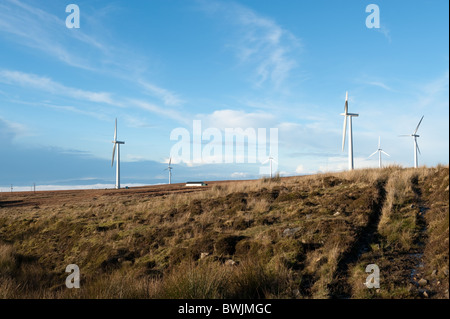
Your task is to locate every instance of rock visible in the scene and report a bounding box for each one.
[282,227,301,237]
[418,289,429,298]
[444,269,449,277]
[200,252,210,259]
[431,269,437,276]
[225,259,236,266]
[418,278,428,286]
[445,185,449,191]
[333,212,340,216]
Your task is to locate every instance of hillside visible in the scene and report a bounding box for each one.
[0,165,448,299]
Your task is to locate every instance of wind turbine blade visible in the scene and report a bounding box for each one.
[378,136,381,149]
[381,151,390,157]
[345,91,348,114]
[416,140,421,155]
[111,143,116,167]
[342,116,347,151]
[399,135,410,137]
[114,118,117,141]
[261,158,270,165]
[414,115,424,134]
[272,158,278,164]
[368,150,378,158]
[169,157,172,166]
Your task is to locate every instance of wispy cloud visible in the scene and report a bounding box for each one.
[0,70,117,105]
[0,0,99,69]
[377,25,392,43]
[129,99,189,124]
[366,81,394,91]
[0,69,191,125]
[139,80,185,106]
[0,117,28,144]
[0,0,185,109]
[199,0,301,90]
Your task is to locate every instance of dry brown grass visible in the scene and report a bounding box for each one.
[0,165,448,299]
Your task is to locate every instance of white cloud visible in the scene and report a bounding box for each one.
[197,109,276,129]
[231,172,249,178]
[295,164,304,174]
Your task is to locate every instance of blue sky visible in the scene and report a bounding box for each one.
[0,0,448,190]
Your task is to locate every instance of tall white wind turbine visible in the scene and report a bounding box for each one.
[164,157,173,184]
[341,91,359,170]
[400,115,424,168]
[111,118,125,189]
[369,136,390,168]
[262,155,278,178]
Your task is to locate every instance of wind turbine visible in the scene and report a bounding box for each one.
[111,118,125,189]
[341,91,359,170]
[369,136,390,168]
[400,115,424,168]
[262,155,278,178]
[164,157,173,184]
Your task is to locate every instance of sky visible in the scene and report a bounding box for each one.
[0,0,448,191]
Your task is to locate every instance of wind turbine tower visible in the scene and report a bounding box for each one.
[400,116,424,168]
[341,91,359,170]
[369,136,390,168]
[262,155,277,178]
[111,118,125,189]
[165,157,173,184]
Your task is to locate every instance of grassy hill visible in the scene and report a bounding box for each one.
[0,165,448,299]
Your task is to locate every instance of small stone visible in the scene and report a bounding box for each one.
[421,290,429,298]
[445,185,449,191]
[282,227,301,237]
[431,269,437,276]
[333,212,340,216]
[225,259,236,266]
[418,278,428,286]
[200,252,209,259]
[444,269,449,276]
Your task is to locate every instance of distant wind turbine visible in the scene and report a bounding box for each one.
[400,115,424,168]
[369,136,390,168]
[341,91,359,170]
[262,155,278,178]
[111,118,125,189]
[164,157,173,184]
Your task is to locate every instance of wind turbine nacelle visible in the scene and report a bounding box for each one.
[113,141,125,144]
